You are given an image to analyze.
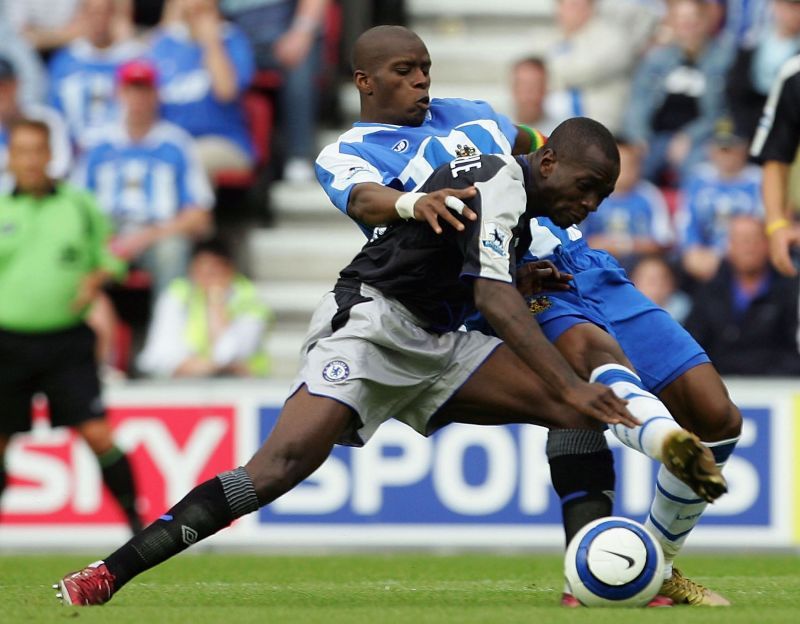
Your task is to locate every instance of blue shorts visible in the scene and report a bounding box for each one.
[528,240,709,394]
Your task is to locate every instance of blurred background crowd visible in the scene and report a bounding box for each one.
[1,0,799,381]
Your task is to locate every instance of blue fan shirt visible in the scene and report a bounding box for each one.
[73,121,214,234]
[48,38,144,149]
[148,23,255,157]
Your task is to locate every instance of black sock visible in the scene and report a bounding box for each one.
[98,446,142,533]
[104,466,259,591]
[547,429,615,546]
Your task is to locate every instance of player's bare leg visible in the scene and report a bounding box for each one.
[56,387,355,606]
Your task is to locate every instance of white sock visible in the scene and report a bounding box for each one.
[589,364,682,461]
[645,436,740,579]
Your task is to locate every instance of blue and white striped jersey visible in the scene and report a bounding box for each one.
[316,98,517,212]
[48,39,144,149]
[316,97,582,257]
[675,162,763,252]
[73,121,214,234]
[580,180,674,246]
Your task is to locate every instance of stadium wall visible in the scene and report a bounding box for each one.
[0,379,796,551]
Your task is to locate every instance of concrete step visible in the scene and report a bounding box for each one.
[257,280,331,320]
[269,180,345,224]
[408,0,554,18]
[265,324,306,379]
[247,225,365,282]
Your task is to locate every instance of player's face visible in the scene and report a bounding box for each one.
[362,40,431,126]
[541,148,618,228]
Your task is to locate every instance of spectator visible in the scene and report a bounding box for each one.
[510,57,560,136]
[137,237,273,378]
[0,56,72,192]
[539,0,637,134]
[220,0,329,183]
[676,118,763,282]
[0,9,47,105]
[750,53,800,278]
[149,0,255,179]
[4,0,83,56]
[630,254,692,324]
[625,0,734,185]
[684,214,800,375]
[715,0,771,46]
[48,0,143,151]
[726,0,800,141]
[0,118,142,534]
[74,59,214,294]
[580,138,674,267]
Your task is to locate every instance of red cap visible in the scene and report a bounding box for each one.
[117,60,158,87]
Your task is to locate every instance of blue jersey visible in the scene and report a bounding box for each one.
[48,38,144,149]
[317,97,583,254]
[74,121,214,234]
[316,98,517,217]
[149,23,255,157]
[580,180,674,246]
[676,162,763,252]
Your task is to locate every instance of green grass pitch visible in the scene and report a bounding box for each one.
[3,553,799,623]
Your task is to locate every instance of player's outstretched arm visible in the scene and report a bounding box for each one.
[348,182,477,233]
[762,161,800,276]
[474,278,638,428]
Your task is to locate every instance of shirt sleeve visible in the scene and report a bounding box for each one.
[750,58,800,163]
[642,182,674,246]
[224,25,256,94]
[675,178,702,249]
[457,156,527,283]
[466,100,518,153]
[177,138,215,210]
[315,142,389,214]
[137,289,192,377]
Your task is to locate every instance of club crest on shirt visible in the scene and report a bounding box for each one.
[392,139,410,153]
[455,144,477,158]
[528,296,552,315]
[481,222,511,258]
[322,360,350,383]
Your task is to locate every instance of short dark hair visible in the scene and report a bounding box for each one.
[7,118,51,144]
[191,237,234,264]
[547,117,619,167]
[513,56,546,73]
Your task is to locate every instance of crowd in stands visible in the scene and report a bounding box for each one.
[516,0,800,376]
[1,0,799,377]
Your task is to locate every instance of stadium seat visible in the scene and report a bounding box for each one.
[213,90,274,189]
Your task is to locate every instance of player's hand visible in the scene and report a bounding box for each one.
[768,224,800,277]
[516,260,573,296]
[413,187,478,234]
[563,382,640,428]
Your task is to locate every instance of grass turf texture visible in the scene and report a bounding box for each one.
[2,553,798,623]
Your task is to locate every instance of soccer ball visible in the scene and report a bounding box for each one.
[564,516,664,607]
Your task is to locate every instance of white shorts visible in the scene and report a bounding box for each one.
[289,283,502,445]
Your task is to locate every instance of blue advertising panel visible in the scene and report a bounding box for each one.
[257,406,772,528]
